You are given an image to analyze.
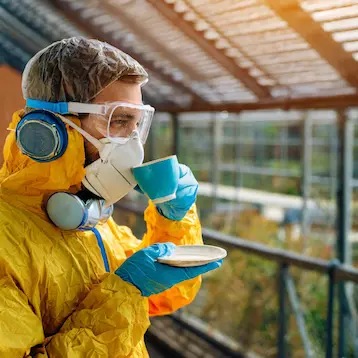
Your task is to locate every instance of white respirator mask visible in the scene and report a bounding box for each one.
[81,131,144,206]
[58,101,154,205]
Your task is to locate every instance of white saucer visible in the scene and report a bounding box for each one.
[157,245,227,267]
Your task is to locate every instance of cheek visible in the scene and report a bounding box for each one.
[81,115,102,165]
[81,115,104,140]
[84,140,100,165]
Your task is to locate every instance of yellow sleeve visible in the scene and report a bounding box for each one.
[138,202,203,316]
[0,274,149,357]
[46,274,149,357]
[0,276,45,357]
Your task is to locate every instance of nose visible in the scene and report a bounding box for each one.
[129,121,138,132]
[130,130,140,139]
[122,121,138,138]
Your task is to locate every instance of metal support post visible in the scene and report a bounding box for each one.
[212,113,222,212]
[281,123,288,168]
[146,122,155,161]
[235,113,243,195]
[256,126,265,188]
[301,112,312,247]
[329,124,338,203]
[171,112,180,157]
[336,109,353,358]
[278,263,289,358]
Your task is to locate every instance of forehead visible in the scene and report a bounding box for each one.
[93,80,143,105]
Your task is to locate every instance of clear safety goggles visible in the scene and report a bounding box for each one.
[25,99,155,144]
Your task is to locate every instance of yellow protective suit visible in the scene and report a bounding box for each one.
[0,110,202,357]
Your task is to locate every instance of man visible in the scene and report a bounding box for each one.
[0,37,221,357]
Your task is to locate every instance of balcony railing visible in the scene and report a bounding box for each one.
[117,201,358,358]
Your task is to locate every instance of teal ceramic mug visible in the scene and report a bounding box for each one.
[132,155,180,204]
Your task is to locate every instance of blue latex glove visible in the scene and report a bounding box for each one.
[115,243,222,297]
[135,164,198,221]
[157,164,198,220]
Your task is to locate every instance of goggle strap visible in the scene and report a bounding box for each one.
[26,99,154,114]
[59,115,104,151]
[68,102,106,115]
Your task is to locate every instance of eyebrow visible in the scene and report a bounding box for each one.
[113,112,136,121]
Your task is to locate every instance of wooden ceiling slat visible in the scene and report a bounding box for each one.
[212,14,274,28]
[344,41,358,52]
[290,82,349,91]
[265,0,358,88]
[312,5,358,22]
[268,66,335,76]
[221,18,287,37]
[256,49,320,65]
[207,5,274,25]
[194,0,224,8]
[333,30,358,42]
[301,0,358,12]
[196,0,257,16]
[258,58,321,66]
[243,41,310,56]
[265,60,327,71]
[232,30,298,46]
[323,18,358,33]
[278,77,342,86]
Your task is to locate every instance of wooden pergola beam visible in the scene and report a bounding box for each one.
[155,93,358,113]
[50,0,207,105]
[265,0,358,88]
[146,0,271,99]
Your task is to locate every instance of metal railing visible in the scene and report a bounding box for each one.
[117,201,358,358]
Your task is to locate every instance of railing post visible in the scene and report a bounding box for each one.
[326,260,339,358]
[278,263,289,358]
[286,272,313,357]
[336,109,353,358]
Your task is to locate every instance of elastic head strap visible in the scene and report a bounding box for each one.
[59,115,104,151]
[26,99,105,115]
[25,99,104,151]
[26,99,69,114]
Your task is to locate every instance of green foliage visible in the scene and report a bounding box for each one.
[183,209,334,358]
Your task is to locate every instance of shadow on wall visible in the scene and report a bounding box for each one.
[0,65,24,167]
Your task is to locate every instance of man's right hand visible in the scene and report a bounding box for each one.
[115,243,222,297]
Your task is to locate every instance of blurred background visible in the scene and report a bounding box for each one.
[2,0,358,357]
